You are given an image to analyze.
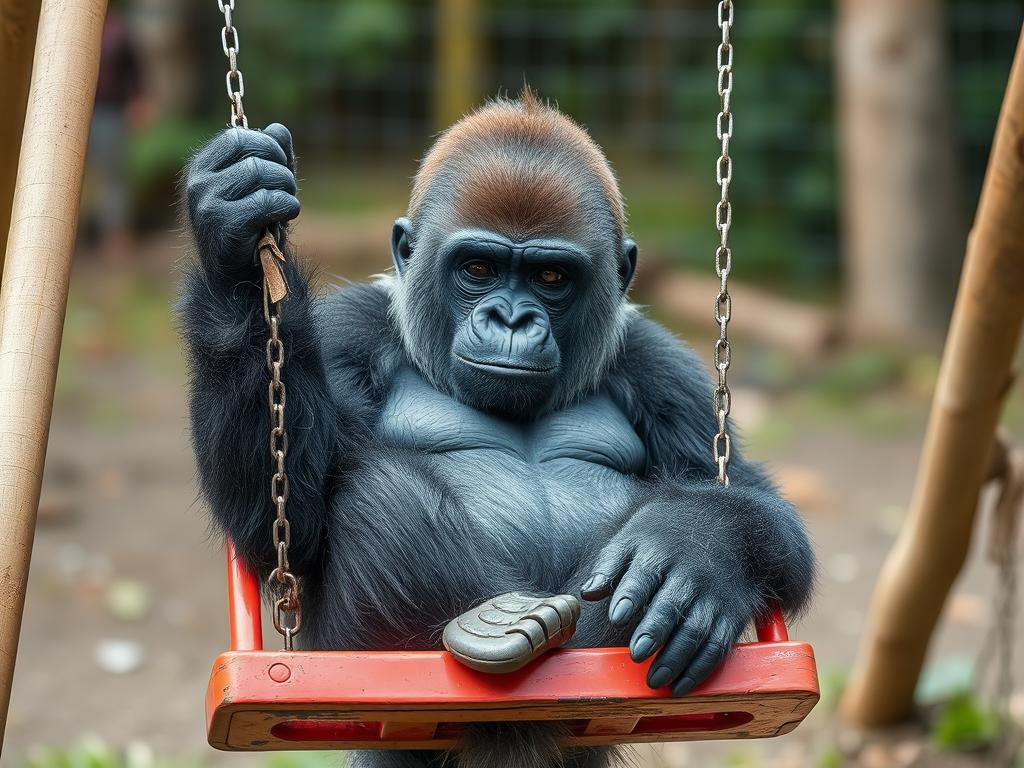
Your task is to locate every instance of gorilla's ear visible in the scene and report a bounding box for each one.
[391,217,414,276]
[619,238,638,293]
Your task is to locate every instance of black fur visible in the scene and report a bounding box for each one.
[180,105,815,768]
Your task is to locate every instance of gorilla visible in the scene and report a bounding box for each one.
[181,91,814,768]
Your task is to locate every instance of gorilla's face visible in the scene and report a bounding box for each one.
[391,219,637,420]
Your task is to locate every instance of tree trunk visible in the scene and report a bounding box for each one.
[836,0,963,345]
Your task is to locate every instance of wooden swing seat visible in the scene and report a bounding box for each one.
[207,545,819,751]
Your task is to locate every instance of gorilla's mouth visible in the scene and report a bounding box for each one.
[455,355,556,375]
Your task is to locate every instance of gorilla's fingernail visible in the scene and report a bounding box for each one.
[673,676,696,697]
[610,597,633,624]
[581,575,604,594]
[648,666,673,689]
[631,634,655,660]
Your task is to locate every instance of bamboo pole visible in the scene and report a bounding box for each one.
[0,0,42,270]
[435,0,482,129]
[840,25,1024,727]
[0,0,107,747]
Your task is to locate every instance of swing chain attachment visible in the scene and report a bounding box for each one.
[263,232,301,650]
[712,0,735,487]
[218,0,248,128]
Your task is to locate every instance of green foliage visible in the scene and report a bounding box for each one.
[812,348,906,406]
[125,119,211,187]
[722,749,764,768]
[931,692,999,752]
[23,738,188,768]
[817,667,850,712]
[19,738,341,768]
[264,753,344,768]
[816,748,843,768]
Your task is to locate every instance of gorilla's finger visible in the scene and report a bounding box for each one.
[645,600,716,689]
[263,123,295,169]
[218,157,297,201]
[671,623,735,697]
[581,542,634,601]
[608,557,664,627]
[194,127,289,172]
[237,189,301,230]
[628,576,694,662]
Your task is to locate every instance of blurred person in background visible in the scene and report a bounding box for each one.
[86,3,152,263]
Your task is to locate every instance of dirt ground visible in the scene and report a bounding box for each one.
[5,229,1023,768]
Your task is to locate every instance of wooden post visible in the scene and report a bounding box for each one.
[0,0,42,270]
[840,25,1024,727]
[435,0,482,129]
[0,0,107,746]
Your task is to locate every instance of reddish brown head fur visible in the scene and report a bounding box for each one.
[410,90,625,244]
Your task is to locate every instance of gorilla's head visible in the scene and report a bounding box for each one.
[390,90,637,420]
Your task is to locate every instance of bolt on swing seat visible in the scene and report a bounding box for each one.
[206,543,819,751]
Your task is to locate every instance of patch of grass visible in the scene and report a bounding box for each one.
[20,738,341,768]
[722,749,764,768]
[23,737,194,768]
[931,692,999,753]
[812,347,906,407]
[265,753,343,768]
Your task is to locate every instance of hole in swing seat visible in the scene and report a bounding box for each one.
[268,712,755,743]
[271,720,385,741]
[633,711,754,734]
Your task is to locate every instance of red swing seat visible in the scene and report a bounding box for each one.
[207,543,819,751]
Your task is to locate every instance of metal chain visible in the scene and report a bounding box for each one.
[215,0,300,649]
[218,0,248,128]
[712,0,735,486]
[265,283,301,650]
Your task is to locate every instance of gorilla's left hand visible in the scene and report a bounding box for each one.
[581,495,760,696]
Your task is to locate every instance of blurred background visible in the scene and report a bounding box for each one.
[6,0,1024,766]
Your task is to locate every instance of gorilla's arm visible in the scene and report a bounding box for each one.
[180,125,370,576]
[606,315,814,612]
[596,315,815,694]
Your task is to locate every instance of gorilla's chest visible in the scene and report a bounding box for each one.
[376,367,645,533]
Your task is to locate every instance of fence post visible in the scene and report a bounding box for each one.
[435,0,483,129]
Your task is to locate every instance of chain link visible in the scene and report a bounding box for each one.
[712,0,735,486]
[214,1,300,649]
[264,282,301,650]
[218,0,248,128]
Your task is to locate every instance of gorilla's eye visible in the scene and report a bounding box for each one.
[463,261,496,280]
[533,268,567,285]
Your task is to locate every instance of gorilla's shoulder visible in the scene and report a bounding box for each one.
[317,280,403,403]
[607,313,718,475]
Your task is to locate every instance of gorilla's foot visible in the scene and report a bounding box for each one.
[442,592,580,673]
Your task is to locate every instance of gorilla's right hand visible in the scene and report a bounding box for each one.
[185,123,299,276]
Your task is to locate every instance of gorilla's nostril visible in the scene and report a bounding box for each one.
[506,303,544,331]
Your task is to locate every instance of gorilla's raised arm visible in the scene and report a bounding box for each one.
[180,124,349,576]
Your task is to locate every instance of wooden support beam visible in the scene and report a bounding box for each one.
[840,25,1024,727]
[0,0,107,748]
[0,0,41,270]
